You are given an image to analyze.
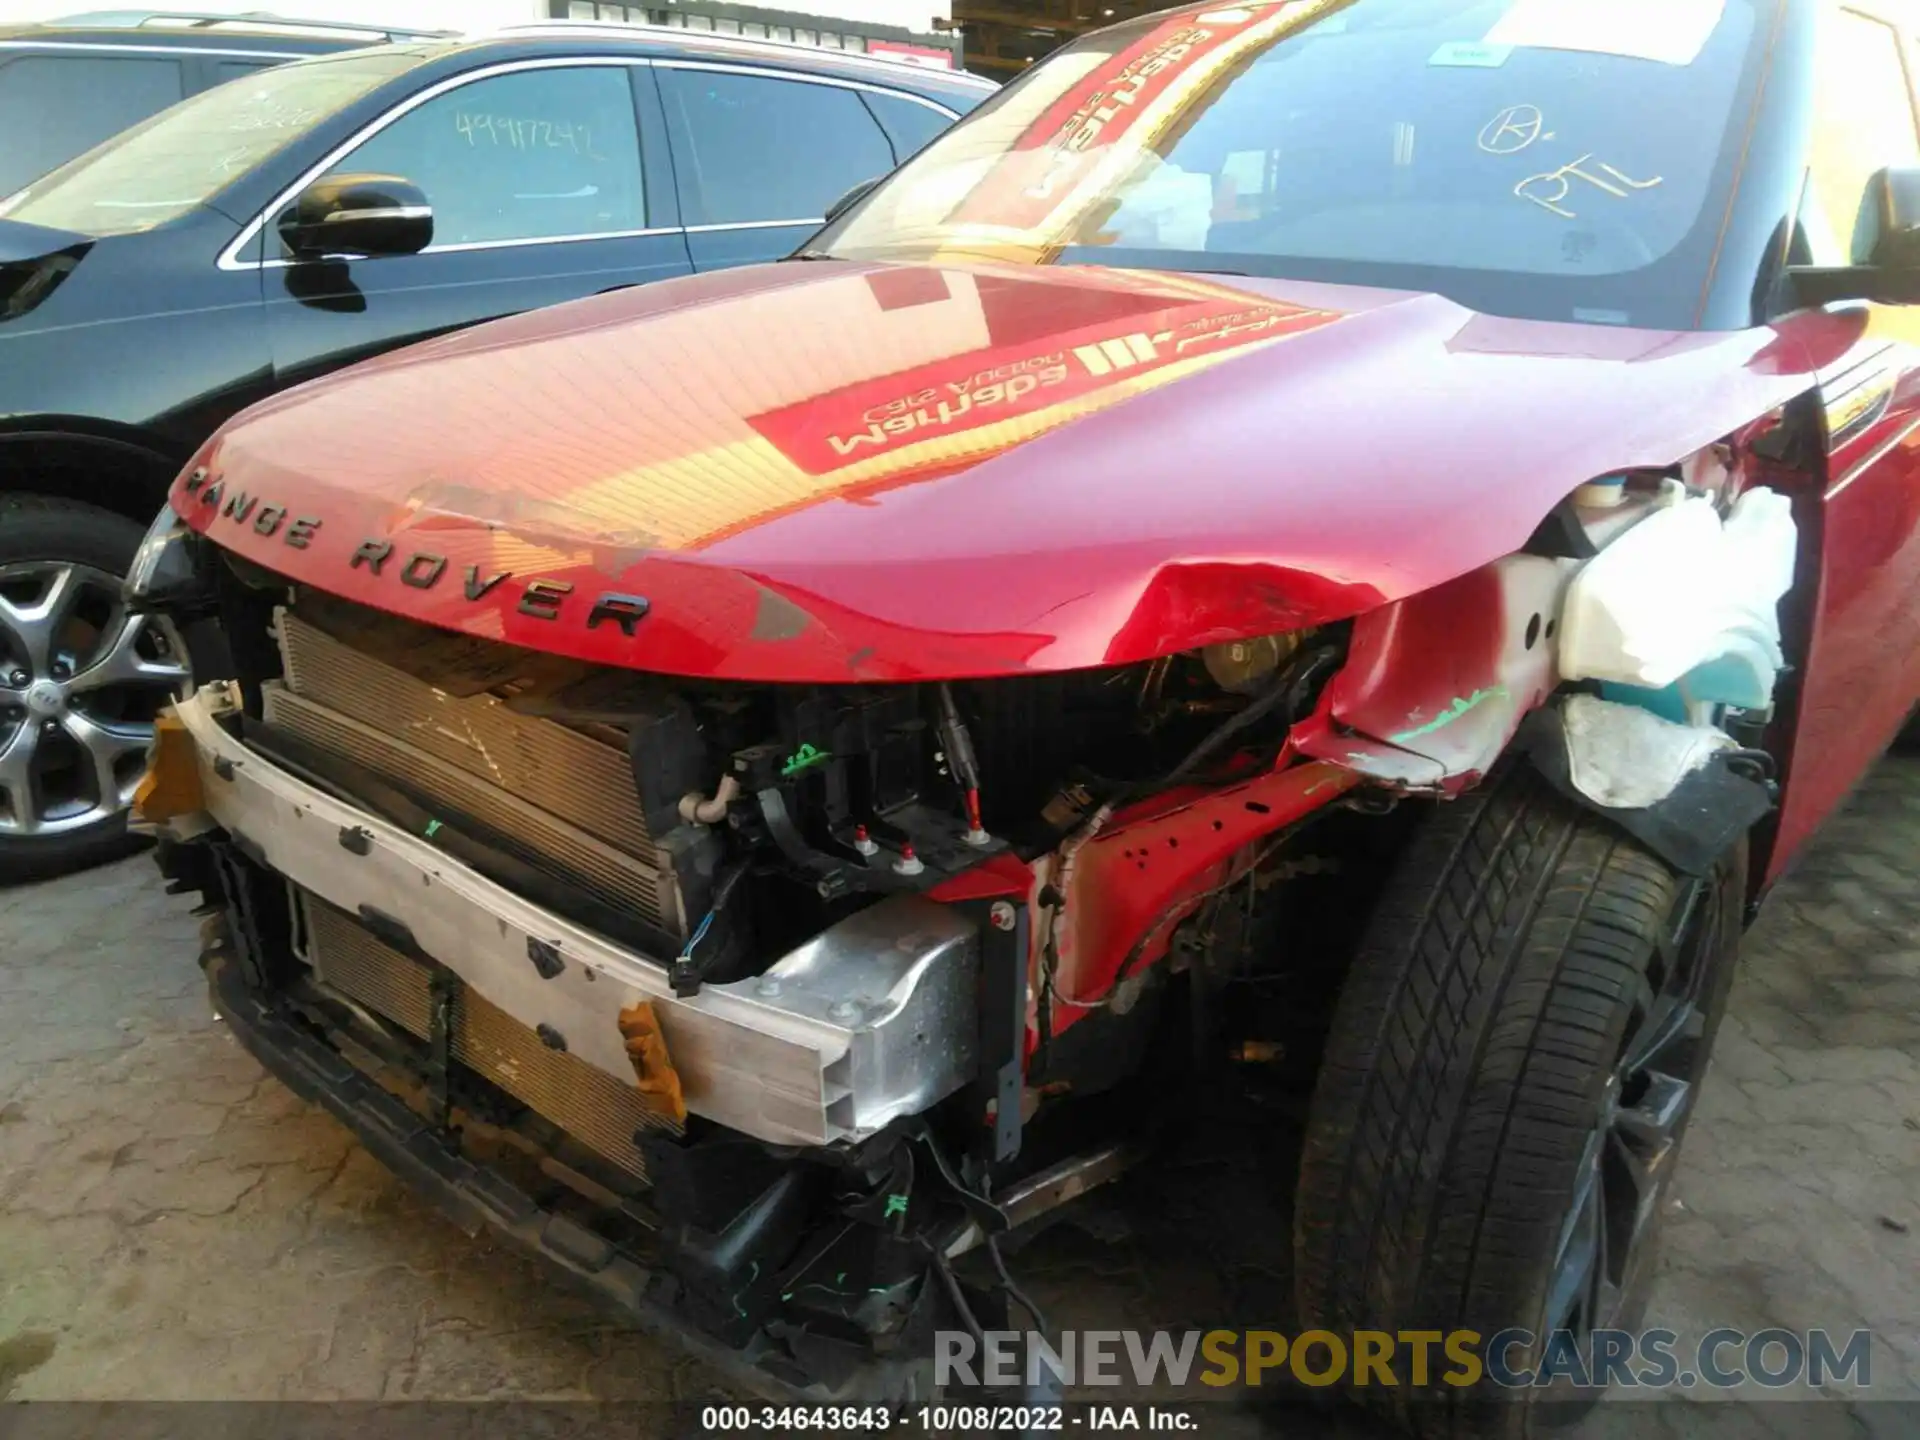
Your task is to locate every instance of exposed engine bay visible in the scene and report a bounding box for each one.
[244,588,1349,1002]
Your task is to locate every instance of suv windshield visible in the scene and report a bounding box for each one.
[0,47,424,237]
[816,0,1772,329]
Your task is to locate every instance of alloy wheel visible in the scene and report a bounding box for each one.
[0,560,188,837]
[1542,868,1725,1342]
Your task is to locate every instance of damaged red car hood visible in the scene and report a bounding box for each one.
[175,258,1812,682]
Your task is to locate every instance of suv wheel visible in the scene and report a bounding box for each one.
[0,496,190,882]
[1294,766,1744,1439]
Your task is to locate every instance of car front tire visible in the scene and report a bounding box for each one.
[1294,765,1744,1439]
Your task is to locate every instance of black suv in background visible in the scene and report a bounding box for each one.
[0,26,990,879]
[0,10,445,196]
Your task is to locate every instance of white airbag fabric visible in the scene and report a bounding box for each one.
[1557,488,1796,712]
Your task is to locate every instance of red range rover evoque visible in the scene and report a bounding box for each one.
[118,0,1920,1430]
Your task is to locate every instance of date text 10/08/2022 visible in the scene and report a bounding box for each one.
[699,1407,1200,1431]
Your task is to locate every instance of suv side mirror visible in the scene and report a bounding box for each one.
[1859,165,1920,271]
[822,175,882,226]
[279,173,432,261]
[1789,166,1920,306]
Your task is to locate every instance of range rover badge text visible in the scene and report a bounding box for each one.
[180,469,652,636]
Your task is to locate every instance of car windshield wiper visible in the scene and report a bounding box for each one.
[784,249,840,262]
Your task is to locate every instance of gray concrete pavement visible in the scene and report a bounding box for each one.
[2,758,1916,1432]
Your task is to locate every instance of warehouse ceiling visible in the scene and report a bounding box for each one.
[945,0,1165,73]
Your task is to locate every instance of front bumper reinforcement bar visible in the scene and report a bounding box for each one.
[205,950,926,1404]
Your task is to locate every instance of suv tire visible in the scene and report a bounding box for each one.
[0,494,191,883]
[1294,765,1744,1439]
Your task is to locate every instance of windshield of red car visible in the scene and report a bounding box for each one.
[815,0,1771,329]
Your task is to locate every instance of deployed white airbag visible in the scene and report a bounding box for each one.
[1557,487,1797,713]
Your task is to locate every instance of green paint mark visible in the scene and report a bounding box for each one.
[781,743,830,778]
[1391,686,1510,746]
[423,818,443,839]
[731,1260,760,1318]
[783,1278,901,1303]
[883,1193,909,1220]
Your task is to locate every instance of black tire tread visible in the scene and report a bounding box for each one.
[1294,766,1680,1435]
[0,492,136,524]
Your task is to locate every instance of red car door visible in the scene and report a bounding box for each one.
[1771,0,1920,875]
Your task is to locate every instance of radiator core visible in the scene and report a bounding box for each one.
[302,894,677,1179]
[269,607,675,931]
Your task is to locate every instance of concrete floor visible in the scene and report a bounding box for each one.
[2,758,1917,1436]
